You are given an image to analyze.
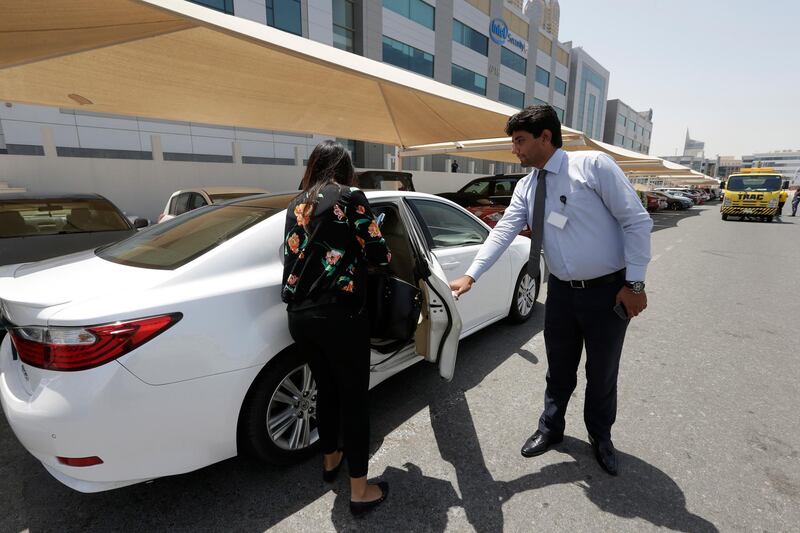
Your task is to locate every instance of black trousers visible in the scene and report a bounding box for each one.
[538,275,629,441]
[288,305,371,478]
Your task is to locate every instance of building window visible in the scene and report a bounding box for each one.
[632,123,638,134]
[501,47,526,76]
[383,0,435,30]
[451,64,486,95]
[267,0,302,35]
[382,36,434,77]
[617,113,626,127]
[453,20,488,56]
[554,106,565,122]
[188,0,234,14]
[533,97,547,106]
[586,93,596,138]
[537,34,552,54]
[499,84,524,108]
[535,66,550,87]
[615,133,624,145]
[554,77,567,95]
[333,0,356,52]
[556,47,569,66]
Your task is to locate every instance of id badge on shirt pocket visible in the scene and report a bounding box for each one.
[547,211,568,229]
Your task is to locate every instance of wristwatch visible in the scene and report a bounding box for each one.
[625,281,645,294]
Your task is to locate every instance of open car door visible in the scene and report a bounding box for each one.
[400,200,462,381]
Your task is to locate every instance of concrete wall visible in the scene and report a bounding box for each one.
[0,155,486,222]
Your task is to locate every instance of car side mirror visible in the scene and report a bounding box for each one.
[782,181,789,190]
[133,218,149,229]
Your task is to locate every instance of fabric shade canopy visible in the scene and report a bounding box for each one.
[1,0,529,147]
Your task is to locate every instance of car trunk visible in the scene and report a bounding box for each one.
[0,230,136,267]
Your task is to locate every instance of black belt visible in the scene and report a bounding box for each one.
[550,269,625,289]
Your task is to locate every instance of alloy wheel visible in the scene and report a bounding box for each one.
[266,364,319,451]
[516,273,537,317]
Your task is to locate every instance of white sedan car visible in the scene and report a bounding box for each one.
[0,191,540,493]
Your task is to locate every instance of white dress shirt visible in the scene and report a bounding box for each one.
[465,148,653,283]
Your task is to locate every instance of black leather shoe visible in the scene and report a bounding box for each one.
[322,451,344,483]
[589,436,618,476]
[520,430,563,458]
[350,482,389,517]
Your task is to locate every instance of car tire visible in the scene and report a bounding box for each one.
[239,347,320,465]
[507,265,539,323]
[721,213,728,220]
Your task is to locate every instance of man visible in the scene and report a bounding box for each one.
[791,189,800,216]
[451,159,460,173]
[449,105,652,476]
[778,188,788,218]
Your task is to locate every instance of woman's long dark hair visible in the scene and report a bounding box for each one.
[299,141,356,215]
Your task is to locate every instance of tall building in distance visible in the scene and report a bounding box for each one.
[715,156,742,180]
[603,99,653,155]
[661,130,710,174]
[742,150,800,183]
[564,45,610,141]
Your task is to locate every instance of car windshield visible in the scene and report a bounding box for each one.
[461,181,490,196]
[357,172,414,191]
[97,203,282,270]
[727,175,782,192]
[0,198,130,238]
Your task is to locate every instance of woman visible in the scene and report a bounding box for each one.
[282,140,391,516]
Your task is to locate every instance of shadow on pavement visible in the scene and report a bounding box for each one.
[650,206,705,233]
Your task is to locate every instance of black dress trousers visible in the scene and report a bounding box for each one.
[537,275,629,441]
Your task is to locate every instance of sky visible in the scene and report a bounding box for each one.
[557,0,800,158]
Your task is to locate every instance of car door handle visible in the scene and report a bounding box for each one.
[440,262,460,270]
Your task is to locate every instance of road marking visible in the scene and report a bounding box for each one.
[652,254,662,262]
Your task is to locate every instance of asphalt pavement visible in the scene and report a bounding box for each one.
[1,202,799,532]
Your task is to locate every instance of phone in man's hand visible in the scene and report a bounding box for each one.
[613,302,629,320]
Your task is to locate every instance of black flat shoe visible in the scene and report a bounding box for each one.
[322,452,344,483]
[520,430,563,458]
[589,436,619,476]
[349,482,389,517]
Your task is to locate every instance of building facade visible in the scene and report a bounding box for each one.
[715,156,742,180]
[603,99,653,155]
[741,150,800,184]
[563,45,609,141]
[1,0,581,176]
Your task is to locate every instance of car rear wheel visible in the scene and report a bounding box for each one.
[508,266,539,323]
[240,348,320,464]
[721,213,728,220]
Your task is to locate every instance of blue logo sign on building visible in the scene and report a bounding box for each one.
[490,18,528,54]
[490,18,508,45]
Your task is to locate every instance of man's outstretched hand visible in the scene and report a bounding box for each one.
[449,275,475,298]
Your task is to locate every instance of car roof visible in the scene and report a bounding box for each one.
[0,192,107,201]
[170,187,269,196]
[229,189,451,209]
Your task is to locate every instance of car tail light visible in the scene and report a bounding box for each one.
[57,456,104,467]
[9,313,181,371]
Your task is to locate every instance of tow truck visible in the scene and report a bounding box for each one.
[720,168,789,222]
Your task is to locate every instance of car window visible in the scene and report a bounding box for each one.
[0,198,131,237]
[97,204,280,270]
[461,180,491,196]
[407,199,489,249]
[491,179,517,196]
[188,193,207,211]
[208,192,264,203]
[171,193,191,216]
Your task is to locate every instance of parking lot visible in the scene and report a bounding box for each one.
[1,203,799,532]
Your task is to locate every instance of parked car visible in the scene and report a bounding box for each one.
[0,193,143,268]
[157,187,269,223]
[0,190,541,493]
[651,191,692,210]
[437,173,531,236]
[356,170,415,191]
[644,192,666,212]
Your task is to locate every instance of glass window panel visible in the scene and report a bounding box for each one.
[554,77,567,95]
[535,66,550,87]
[499,84,525,108]
[408,199,489,249]
[333,26,354,52]
[554,106,565,121]
[267,0,302,36]
[452,20,488,56]
[451,64,487,96]
[188,0,234,14]
[384,0,434,30]
[500,47,526,76]
[382,36,434,78]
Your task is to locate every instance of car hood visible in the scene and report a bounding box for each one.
[0,250,172,325]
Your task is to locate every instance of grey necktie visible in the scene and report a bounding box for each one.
[527,169,547,278]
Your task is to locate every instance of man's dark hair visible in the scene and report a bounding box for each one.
[505,105,563,148]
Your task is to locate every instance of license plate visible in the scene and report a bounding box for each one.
[743,208,753,214]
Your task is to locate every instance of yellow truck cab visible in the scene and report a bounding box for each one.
[721,168,788,222]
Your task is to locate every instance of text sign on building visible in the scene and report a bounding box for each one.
[490,18,528,54]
